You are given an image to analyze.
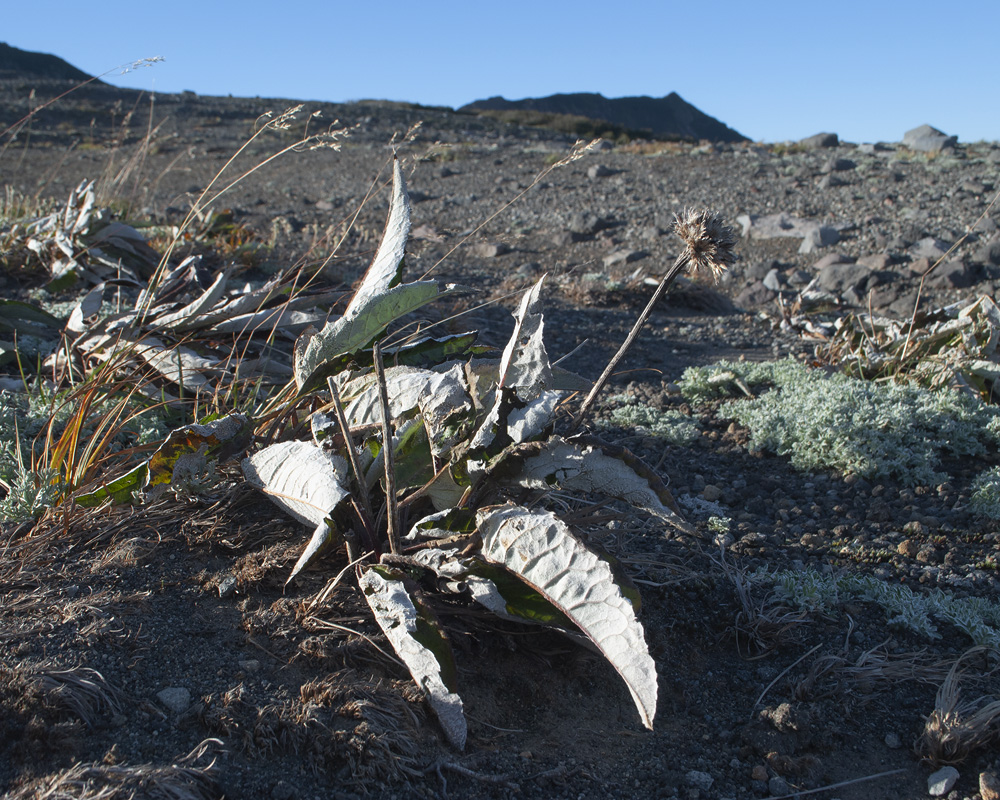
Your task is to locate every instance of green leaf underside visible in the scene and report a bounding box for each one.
[75,463,148,507]
[293,282,453,392]
[360,566,466,749]
[476,504,658,730]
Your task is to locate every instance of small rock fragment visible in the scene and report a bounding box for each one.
[884,732,902,749]
[927,765,959,796]
[981,770,1000,800]
[156,687,191,714]
[685,770,714,792]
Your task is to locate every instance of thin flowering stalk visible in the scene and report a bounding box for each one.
[568,209,737,432]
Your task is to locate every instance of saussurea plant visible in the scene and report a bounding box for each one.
[77,157,733,749]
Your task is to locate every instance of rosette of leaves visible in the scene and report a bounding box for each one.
[237,157,696,748]
[87,158,693,747]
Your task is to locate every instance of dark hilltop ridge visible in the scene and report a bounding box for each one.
[460,91,749,143]
[0,42,95,83]
[1,43,747,145]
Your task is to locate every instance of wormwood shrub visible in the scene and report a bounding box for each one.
[756,567,1000,648]
[599,394,700,445]
[679,358,1000,486]
[970,467,1000,519]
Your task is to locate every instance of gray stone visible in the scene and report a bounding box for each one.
[603,249,643,268]
[926,260,979,288]
[763,268,785,292]
[857,253,896,270]
[798,132,839,148]
[975,238,1000,265]
[157,687,191,714]
[911,237,951,259]
[218,575,237,598]
[884,732,902,748]
[798,225,841,254]
[587,164,615,179]
[973,216,998,234]
[822,157,856,173]
[471,242,510,258]
[567,212,612,236]
[768,776,791,796]
[903,124,957,153]
[927,765,959,796]
[685,770,714,792]
[980,770,1000,800]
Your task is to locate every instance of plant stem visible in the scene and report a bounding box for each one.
[568,251,691,433]
[372,341,401,555]
[327,377,374,522]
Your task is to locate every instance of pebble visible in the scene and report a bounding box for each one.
[751,765,769,782]
[927,765,959,796]
[156,687,191,714]
[768,776,790,796]
[981,770,1000,800]
[685,770,714,792]
[702,484,723,502]
[884,732,902,749]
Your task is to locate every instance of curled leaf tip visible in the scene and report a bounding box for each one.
[673,208,737,280]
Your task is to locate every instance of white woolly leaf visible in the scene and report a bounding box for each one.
[344,157,411,316]
[242,441,351,581]
[359,567,467,749]
[242,440,350,527]
[510,436,694,534]
[476,504,658,729]
[498,276,552,396]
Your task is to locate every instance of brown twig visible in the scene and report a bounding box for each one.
[372,341,401,555]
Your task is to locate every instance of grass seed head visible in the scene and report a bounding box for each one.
[673,208,737,280]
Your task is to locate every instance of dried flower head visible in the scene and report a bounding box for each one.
[673,208,738,280]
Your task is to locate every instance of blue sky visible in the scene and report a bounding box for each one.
[5,0,998,143]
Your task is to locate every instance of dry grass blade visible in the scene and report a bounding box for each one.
[917,646,1000,765]
[33,666,124,728]
[8,739,223,800]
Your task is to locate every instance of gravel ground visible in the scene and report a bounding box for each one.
[3,86,1000,800]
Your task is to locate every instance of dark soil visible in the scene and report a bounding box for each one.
[3,83,1000,800]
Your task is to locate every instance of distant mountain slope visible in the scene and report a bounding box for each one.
[460,92,747,143]
[0,42,95,82]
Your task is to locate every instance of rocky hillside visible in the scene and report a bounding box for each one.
[461,91,748,143]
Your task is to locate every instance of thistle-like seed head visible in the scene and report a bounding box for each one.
[673,208,738,280]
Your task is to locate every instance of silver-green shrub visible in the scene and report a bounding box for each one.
[599,394,700,445]
[757,568,1000,647]
[970,467,1000,519]
[679,359,1000,486]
